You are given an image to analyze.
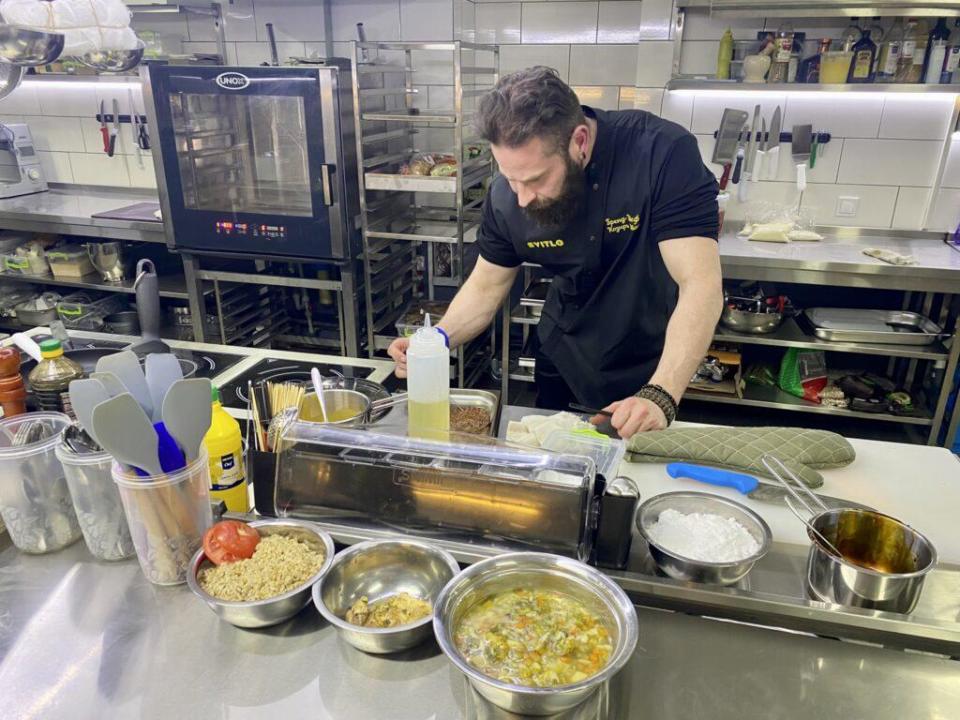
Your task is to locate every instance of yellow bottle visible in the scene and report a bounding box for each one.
[203,385,249,512]
[717,27,734,79]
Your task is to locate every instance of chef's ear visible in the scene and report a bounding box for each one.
[569,124,590,162]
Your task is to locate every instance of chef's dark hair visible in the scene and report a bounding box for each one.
[476,66,586,155]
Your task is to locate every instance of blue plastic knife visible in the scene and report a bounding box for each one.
[665,463,867,510]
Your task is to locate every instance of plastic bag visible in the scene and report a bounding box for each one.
[777,348,827,403]
[0,0,136,55]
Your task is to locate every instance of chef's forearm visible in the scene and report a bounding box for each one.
[437,258,518,349]
[648,281,723,403]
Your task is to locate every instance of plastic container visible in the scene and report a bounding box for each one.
[28,339,84,413]
[406,315,450,438]
[113,449,214,585]
[47,246,95,279]
[203,385,248,512]
[56,439,135,561]
[0,411,82,554]
[57,291,126,330]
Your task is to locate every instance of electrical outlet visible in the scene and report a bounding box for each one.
[836,196,860,217]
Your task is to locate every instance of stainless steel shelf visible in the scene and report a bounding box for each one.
[683,385,934,426]
[0,270,202,300]
[361,111,457,124]
[714,317,951,360]
[677,0,960,17]
[667,79,960,93]
[509,304,541,325]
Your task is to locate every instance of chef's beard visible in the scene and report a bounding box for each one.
[522,154,585,229]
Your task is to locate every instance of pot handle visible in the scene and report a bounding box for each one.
[133,258,161,343]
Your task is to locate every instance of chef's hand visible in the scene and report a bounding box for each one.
[387,337,410,378]
[591,397,667,439]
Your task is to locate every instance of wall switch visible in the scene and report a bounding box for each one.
[837,196,860,217]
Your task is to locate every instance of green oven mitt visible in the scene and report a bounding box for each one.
[625,426,856,489]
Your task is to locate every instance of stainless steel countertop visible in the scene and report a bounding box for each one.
[0,185,165,243]
[1,532,957,720]
[719,231,960,292]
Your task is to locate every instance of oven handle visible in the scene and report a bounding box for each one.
[319,163,335,207]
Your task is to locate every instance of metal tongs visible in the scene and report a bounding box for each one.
[761,454,845,559]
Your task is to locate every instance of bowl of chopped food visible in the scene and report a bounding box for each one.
[433,552,638,716]
[187,518,335,628]
[636,491,772,586]
[313,538,460,654]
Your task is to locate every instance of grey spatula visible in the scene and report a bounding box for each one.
[68,378,111,444]
[96,350,153,419]
[92,392,162,476]
[91,371,127,398]
[161,378,212,463]
[145,353,183,422]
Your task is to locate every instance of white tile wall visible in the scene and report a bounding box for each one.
[0,84,40,115]
[36,83,97,117]
[926,188,960,231]
[635,40,674,87]
[941,137,960,189]
[69,152,131,187]
[569,44,637,85]
[879,95,956,141]
[637,0,675,41]
[801,184,900,228]
[838,139,941,188]
[572,85,619,110]
[682,9,760,42]
[499,44,570,80]
[619,87,664,113]
[679,41,719,76]
[723,181,800,222]
[126,155,158,189]
[660,91,694,127]
[597,1,641,44]
[475,2,521,44]
[256,0,326,42]
[234,41,306,65]
[36,151,74,184]
[331,0,402,42]
[198,0,256,42]
[401,0,454,41]
[783,95,885,139]
[689,94,788,135]
[521,2,598,44]
[891,187,929,230]
[26,117,85,153]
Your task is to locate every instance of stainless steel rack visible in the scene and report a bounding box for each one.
[350,40,499,387]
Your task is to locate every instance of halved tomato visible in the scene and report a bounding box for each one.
[202,520,261,565]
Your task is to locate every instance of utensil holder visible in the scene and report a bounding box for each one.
[57,442,135,561]
[247,448,277,517]
[113,450,213,585]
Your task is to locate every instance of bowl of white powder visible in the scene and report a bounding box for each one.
[636,491,772,586]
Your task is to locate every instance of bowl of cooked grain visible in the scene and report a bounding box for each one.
[187,519,336,628]
[312,538,461,654]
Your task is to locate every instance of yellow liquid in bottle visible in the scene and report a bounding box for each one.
[408,399,450,440]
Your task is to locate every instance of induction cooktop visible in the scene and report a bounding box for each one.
[218,357,390,410]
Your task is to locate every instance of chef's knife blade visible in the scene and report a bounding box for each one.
[713,108,749,191]
[744,104,761,177]
[767,106,782,180]
[754,116,767,185]
[666,463,870,511]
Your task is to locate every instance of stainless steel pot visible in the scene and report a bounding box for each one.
[805,508,937,614]
[0,26,65,66]
[87,242,125,282]
[720,305,783,334]
[433,552,638,716]
[299,388,405,426]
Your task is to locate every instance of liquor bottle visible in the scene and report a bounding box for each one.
[907,19,930,82]
[943,19,960,83]
[768,20,794,83]
[877,18,904,81]
[895,18,919,82]
[799,38,832,83]
[841,17,862,51]
[923,17,951,84]
[848,30,878,83]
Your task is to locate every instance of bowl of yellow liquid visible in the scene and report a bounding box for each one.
[300,389,371,426]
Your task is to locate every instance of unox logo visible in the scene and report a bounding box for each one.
[215,72,250,90]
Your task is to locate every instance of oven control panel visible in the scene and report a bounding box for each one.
[214,220,287,240]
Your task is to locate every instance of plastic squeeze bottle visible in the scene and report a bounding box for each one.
[717,28,734,79]
[406,314,450,439]
[203,384,249,512]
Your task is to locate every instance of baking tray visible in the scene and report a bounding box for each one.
[364,172,457,194]
[802,308,947,346]
[450,388,499,437]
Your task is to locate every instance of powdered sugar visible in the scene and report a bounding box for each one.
[646,508,761,563]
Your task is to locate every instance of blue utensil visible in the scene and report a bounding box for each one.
[154,422,186,473]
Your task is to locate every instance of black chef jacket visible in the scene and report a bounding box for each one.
[478,107,719,407]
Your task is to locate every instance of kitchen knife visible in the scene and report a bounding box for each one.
[98,99,110,154]
[744,104,761,179]
[754,116,767,186]
[666,463,870,511]
[712,108,749,192]
[109,98,120,157]
[766,106,782,180]
[128,88,143,167]
[791,124,812,193]
[731,123,748,200]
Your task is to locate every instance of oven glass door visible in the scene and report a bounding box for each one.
[151,67,341,259]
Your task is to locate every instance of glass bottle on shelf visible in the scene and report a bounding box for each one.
[768,20,794,83]
[907,19,930,82]
[923,17,950,84]
[868,16,886,73]
[895,18,918,82]
[943,19,960,83]
[847,29,878,83]
[717,27,734,80]
[799,38,832,83]
[877,17,904,81]
[841,17,862,51]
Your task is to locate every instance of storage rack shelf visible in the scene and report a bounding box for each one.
[0,269,207,300]
[352,40,499,387]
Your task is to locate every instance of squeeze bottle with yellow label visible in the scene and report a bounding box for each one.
[203,385,249,512]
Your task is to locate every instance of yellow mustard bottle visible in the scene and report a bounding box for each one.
[203,385,249,512]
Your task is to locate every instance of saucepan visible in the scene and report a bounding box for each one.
[761,455,937,614]
[299,389,406,426]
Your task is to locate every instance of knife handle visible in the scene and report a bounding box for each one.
[731,148,744,185]
[666,463,759,495]
[753,150,765,183]
[767,146,780,180]
[719,162,732,191]
[100,126,110,154]
[797,163,807,192]
[107,133,116,158]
